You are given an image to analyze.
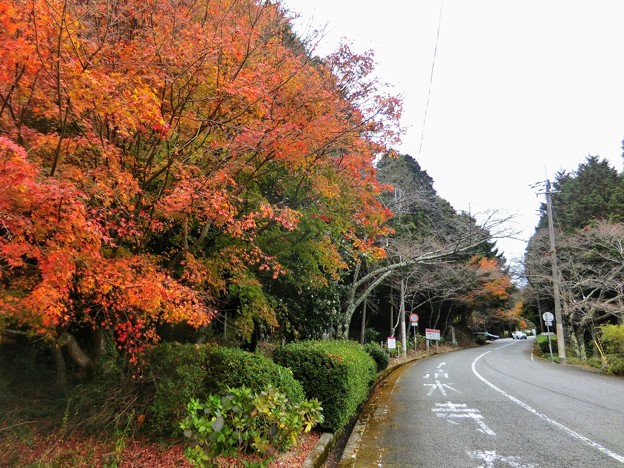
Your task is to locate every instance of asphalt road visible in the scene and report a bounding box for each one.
[339,338,624,467]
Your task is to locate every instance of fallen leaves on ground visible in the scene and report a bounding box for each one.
[0,425,321,467]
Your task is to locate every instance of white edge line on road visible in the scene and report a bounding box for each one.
[472,344,624,464]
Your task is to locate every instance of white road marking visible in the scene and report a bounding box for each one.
[424,380,460,396]
[472,345,624,464]
[433,401,496,436]
[468,449,537,467]
[437,362,446,368]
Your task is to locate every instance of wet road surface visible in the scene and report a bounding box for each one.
[337,339,624,467]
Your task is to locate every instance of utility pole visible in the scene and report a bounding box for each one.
[360,297,367,344]
[400,277,407,359]
[545,179,567,364]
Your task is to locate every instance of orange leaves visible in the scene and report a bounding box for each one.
[85,257,214,329]
[0,137,213,348]
[232,205,300,236]
[1,0,406,349]
[464,256,513,306]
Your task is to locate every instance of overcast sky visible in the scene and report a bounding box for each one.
[281,0,624,266]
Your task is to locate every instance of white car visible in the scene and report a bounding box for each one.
[512,331,527,339]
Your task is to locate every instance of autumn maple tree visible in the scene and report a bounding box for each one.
[0,0,401,380]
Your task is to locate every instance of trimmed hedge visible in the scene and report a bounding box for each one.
[202,345,305,404]
[273,340,376,433]
[145,342,304,435]
[474,335,486,346]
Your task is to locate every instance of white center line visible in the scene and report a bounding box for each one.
[471,345,624,464]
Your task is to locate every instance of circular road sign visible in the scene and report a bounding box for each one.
[409,313,419,323]
[542,312,554,322]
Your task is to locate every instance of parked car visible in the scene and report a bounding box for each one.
[473,331,499,341]
[512,330,527,339]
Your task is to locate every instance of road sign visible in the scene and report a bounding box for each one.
[409,313,419,323]
[542,312,554,322]
[425,328,441,340]
[387,337,396,349]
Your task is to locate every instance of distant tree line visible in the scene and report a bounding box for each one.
[523,154,624,361]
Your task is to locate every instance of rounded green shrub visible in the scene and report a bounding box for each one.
[364,342,389,371]
[203,345,304,404]
[145,342,304,436]
[180,386,324,465]
[145,342,210,435]
[273,340,376,434]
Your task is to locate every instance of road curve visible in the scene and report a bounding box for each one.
[338,338,624,467]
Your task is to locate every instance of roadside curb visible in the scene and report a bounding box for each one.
[337,356,420,466]
[305,347,461,467]
[336,346,463,466]
[303,432,336,468]
[302,355,421,468]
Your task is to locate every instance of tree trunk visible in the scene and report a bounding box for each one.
[51,345,68,394]
[58,332,94,370]
[568,325,581,360]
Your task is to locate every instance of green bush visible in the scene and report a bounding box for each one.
[606,355,624,376]
[273,340,376,433]
[474,335,486,345]
[536,334,557,355]
[600,324,624,355]
[364,328,381,344]
[146,342,211,435]
[146,342,304,436]
[203,346,304,405]
[585,355,604,369]
[180,386,323,467]
[364,342,389,371]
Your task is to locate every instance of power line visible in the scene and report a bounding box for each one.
[418,0,445,159]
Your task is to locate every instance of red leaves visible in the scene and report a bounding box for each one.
[0,137,214,348]
[1,0,403,350]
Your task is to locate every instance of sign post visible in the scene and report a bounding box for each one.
[409,314,419,351]
[425,328,441,353]
[387,336,396,351]
[542,312,554,362]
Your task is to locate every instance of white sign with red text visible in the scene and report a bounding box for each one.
[426,328,441,340]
